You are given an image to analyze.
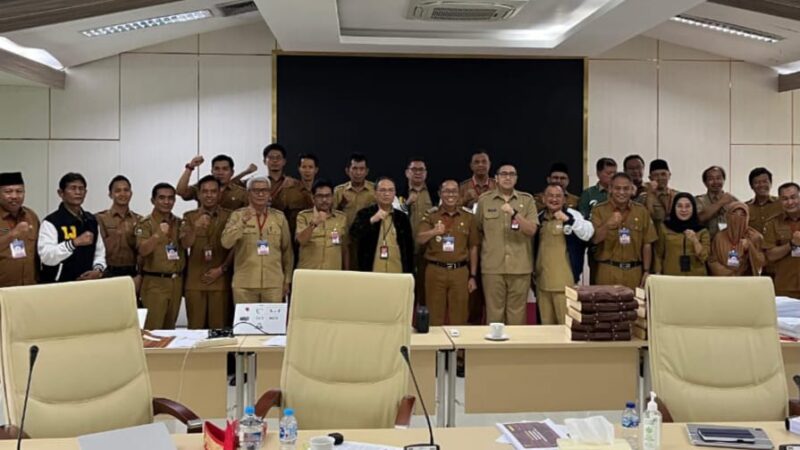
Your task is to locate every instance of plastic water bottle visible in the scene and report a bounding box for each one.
[279,408,298,448]
[621,401,640,450]
[641,392,662,450]
[238,405,265,450]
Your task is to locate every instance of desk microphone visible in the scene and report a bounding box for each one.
[17,345,38,450]
[399,345,439,450]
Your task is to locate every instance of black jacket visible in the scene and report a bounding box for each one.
[349,205,415,273]
[40,203,100,283]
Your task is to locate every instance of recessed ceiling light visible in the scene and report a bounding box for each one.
[670,14,783,43]
[80,9,213,38]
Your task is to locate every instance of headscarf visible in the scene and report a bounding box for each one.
[711,202,763,275]
[663,192,703,233]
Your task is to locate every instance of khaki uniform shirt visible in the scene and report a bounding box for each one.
[419,207,479,264]
[535,212,575,292]
[0,205,39,287]
[296,209,348,270]
[183,207,231,291]
[654,224,709,276]
[534,192,579,212]
[221,207,293,289]
[372,214,403,273]
[476,189,539,275]
[135,211,186,274]
[403,186,433,252]
[763,212,800,294]
[641,188,678,225]
[747,196,783,235]
[696,192,739,239]
[279,183,313,237]
[334,181,376,228]
[591,201,658,263]
[268,175,299,212]
[459,177,496,209]
[96,208,141,268]
[187,182,247,211]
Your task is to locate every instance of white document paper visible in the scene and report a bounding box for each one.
[150,329,208,348]
[338,442,402,450]
[137,309,147,329]
[263,335,287,347]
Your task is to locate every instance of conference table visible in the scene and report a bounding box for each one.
[446,325,645,426]
[2,422,795,449]
[235,327,456,424]
[144,337,243,419]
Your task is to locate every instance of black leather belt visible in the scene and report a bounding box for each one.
[597,260,642,270]
[106,266,137,277]
[142,271,182,279]
[427,260,468,270]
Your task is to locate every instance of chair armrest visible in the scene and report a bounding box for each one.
[790,400,800,416]
[656,397,674,423]
[0,425,26,440]
[394,395,416,429]
[152,398,203,433]
[255,389,282,418]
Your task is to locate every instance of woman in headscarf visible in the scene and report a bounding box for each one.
[708,201,765,276]
[654,192,710,276]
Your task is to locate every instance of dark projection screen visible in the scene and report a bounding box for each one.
[276,55,584,196]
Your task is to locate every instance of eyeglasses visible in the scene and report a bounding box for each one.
[497,172,517,178]
[250,189,270,195]
[376,188,395,193]
[265,155,284,161]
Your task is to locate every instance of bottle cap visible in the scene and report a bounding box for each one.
[626,401,636,408]
[284,408,294,416]
[647,391,658,412]
[244,406,254,415]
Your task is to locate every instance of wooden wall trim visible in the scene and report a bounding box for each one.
[0,48,65,89]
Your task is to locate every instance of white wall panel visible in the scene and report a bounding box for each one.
[794,146,800,182]
[199,22,275,55]
[659,61,730,195]
[587,60,657,187]
[51,56,120,140]
[131,35,198,54]
[794,92,800,145]
[120,53,198,216]
[730,145,792,201]
[0,141,49,214]
[731,62,790,145]
[0,86,49,139]
[48,141,121,213]
[199,55,271,175]
[594,36,657,60]
[659,41,730,61]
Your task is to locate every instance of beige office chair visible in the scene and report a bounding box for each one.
[255,269,415,429]
[647,275,800,422]
[0,277,201,438]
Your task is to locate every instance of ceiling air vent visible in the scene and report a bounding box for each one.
[216,0,258,17]
[408,0,528,21]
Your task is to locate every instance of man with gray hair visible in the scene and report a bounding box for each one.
[222,176,293,303]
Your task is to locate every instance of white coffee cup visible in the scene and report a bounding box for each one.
[490,322,505,339]
[310,435,335,450]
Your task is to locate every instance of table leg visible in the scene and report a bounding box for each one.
[247,352,257,411]
[235,352,245,419]
[447,350,456,427]
[436,351,446,427]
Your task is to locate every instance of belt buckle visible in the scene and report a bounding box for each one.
[448,263,457,270]
[170,273,178,279]
[620,262,631,270]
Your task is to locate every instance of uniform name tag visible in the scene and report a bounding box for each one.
[204,248,213,262]
[727,249,740,268]
[442,235,455,252]
[10,239,26,259]
[619,227,631,245]
[165,243,180,261]
[331,229,341,245]
[379,244,389,259]
[510,218,520,230]
[718,221,728,231]
[257,240,270,256]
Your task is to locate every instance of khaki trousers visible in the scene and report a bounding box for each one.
[233,287,283,303]
[481,273,530,325]
[596,264,642,290]
[536,289,567,325]
[141,276,183,330]
[185,290,231,329]
[425,264,469,326]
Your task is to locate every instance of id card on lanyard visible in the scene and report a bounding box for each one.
[256,213,270,256]
[10,239,26,259]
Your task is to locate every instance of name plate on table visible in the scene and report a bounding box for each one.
[233,303,287,335]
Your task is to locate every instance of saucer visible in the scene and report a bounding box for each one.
[484,334,510,341]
